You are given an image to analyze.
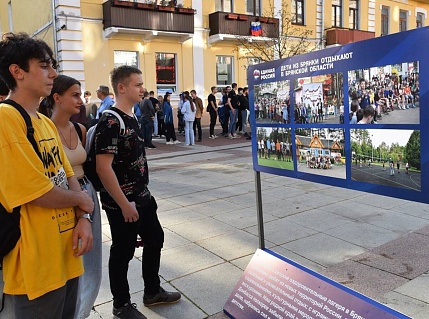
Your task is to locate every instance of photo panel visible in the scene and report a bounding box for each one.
[350,129,421,191]
[256,127,293,170]
[295,128,346,179]
[254,80,290,124]
[293,73,344,125]
[348,61,420,124]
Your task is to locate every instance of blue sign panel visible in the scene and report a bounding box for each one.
[249,27,429,203]
[224,249,410,319]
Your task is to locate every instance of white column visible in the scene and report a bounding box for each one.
[368,0,376,32]
[192,0,205,96]
[54,0,85,83]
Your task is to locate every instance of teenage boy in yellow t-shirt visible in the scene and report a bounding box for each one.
[0,32,94,319]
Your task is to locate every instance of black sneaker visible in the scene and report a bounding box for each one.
[147,145,157,149]
[143,287,181,307]
[113,303,147,319]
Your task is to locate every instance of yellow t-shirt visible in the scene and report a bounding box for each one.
[0,103,83,300]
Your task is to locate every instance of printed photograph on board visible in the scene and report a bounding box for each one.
[295,128,346,179]
[254,80,291,124]
[293,73,344,125]
[348,62,419,124]
[351,129,421,191]
[256,127,293,170]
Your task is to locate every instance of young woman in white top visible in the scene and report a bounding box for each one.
[180,92,196,146]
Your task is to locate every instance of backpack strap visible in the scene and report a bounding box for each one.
[72,122,83,142]
[103,109,126,134]
[1,99,42,161]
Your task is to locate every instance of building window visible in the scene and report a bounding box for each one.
[215,0,232,12]
[400,10,407,32]
[216,56,234,86]
[114,51,138,68]
[417,12,424,28]
[332,0,342,28]
[155,53,177,94]
[381,6,389,36]
[246,0,261,16]
[291,0,304,25]
[349,0,358,29]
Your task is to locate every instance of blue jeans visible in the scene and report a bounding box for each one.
[241,110,248,134]
[141,117,154,147]
[185,121,195,145]
[75,181,102,319]
[228,109,237,135]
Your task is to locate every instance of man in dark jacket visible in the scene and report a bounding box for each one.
[139,91,156,149]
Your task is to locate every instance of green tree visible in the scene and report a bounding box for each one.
[405,130,420,170]
[233,1,314,62]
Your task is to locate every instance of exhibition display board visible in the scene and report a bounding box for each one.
[248,27,427,203]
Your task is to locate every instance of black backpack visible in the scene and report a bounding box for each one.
[83,109,125,191]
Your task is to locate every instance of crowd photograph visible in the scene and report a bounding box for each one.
[293,73,344,124]
[253,80,290,124]
[295,128,346,179]
[348,61,420,125]
[351,128,421,191]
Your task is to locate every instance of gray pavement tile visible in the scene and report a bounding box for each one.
[223,192,260,207]
[315,185,367,200]
[166,217,237,242]
[94,284,207,319]
[324,220,401,249]
[352,233,429,279]
[265,203,314,218]
[287,192,342,208]
[212,207,275,229]
[321,260,409,300]
[282,233,367,266]
[270,246,326,273]
[230,254,255,271]
[158,207,207,227]
[101,241,110,269]
[324,200,390,220]
[283,209,355,232]
[172,262,243,316]
[394,273,429,303]
[390,201,429,220]
[350,193,414,210]
[159,243,224,281]
[163,228,192,250]
[381,291,428,318]
[195,230,259,261]
[155,198,184,212]
[205,312,230,319]
[164,192,219,207]
[101,223,111,242]
[411,305,429,319]
[245,218,318,245]
[357,210,429,233]
[187,199,246,217]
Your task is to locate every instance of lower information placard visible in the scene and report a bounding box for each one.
[224,249,410,319]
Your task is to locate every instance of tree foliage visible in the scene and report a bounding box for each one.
[234,1,315,62]
[405,130,420,170]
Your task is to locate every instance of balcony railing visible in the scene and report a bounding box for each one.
[209,11,279,40]
[102,0,194,35]
[325,27,375,46]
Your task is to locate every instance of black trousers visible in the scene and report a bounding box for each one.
[193,118,202,140]
[209,111,217,136]
[105,197,164,307]
[165,122,176,142]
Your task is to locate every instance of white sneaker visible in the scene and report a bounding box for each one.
[173,140,181,144]
[228,134,234,139]
[166,141,174,145]
[214,135,218,139]
[208,135,215,139]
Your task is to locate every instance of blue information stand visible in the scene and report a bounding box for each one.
[248,27,428,203]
